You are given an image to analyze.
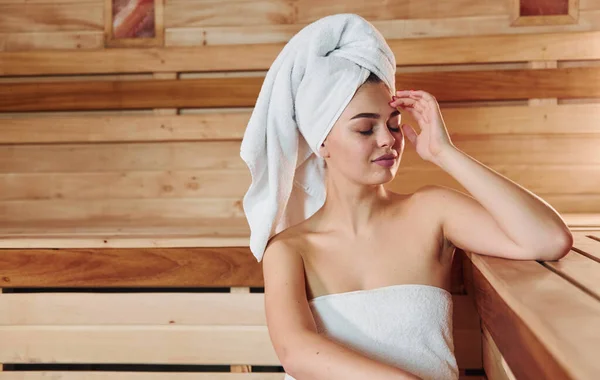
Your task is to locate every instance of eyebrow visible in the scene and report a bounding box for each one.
[350,109,400,120]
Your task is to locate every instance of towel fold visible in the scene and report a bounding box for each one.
[240,13,396,261]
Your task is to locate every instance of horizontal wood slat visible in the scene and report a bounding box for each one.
[543,249,600,300]
[0,170,250,200]
[0,113,250,144]
[0,325,280,365]
[0,165,596,202]
[0,3,103,33]
[1,136,598,174]
[1,31,600,76]
[1,67,599,112]
[0,374,285,380]
[0,326,479,367]
[0,247,263,287]
[0,103,598,144]
[0,292,476,327]
[0,141,246,173]
[0,198,247,223]
[0,212,593,248]
[571,232,600,260]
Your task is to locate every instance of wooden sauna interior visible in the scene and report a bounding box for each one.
[0,0,599,379]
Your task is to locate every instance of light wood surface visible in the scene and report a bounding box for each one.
[466,230,600,380]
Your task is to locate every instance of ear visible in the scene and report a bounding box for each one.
[318,139,330,158]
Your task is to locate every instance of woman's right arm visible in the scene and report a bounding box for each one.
[262,239,421,380]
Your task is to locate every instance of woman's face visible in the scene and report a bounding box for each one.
[319,81,404,185]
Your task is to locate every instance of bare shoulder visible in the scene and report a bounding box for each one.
[410,184,461,208]
[408,184,471,241]
[261,232,317,367]
[391,185,454,243]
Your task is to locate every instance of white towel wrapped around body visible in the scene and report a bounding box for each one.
[240,13,397,261]
[283,285,460,380]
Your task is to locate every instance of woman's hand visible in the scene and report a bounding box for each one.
[389,90,455,166]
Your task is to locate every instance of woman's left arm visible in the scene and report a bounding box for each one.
[390,90,573,261]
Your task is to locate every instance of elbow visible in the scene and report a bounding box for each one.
[281,346,304,379]
[536,231,573,261]
[276,333,305,377]
[279,331,315,379]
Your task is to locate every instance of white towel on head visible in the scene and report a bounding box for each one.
[240,13,396,262]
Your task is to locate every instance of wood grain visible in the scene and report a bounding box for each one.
[1,103,598,144]
[467,252,600,379]
[2,67,599,112]
[0,246,262,287]
[0,3,102,32]
[2,31,600,75]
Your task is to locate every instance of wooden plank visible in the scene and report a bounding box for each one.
[0,292,269,326]
[571,231,600,260]
[563,216,600,230]
[533,193,600,213]
[1,103,599,144]
[165,0,296,28]
[0,231,252,249]
[0,247,263,287]
[0,213,592,248]
[0,31,103,52]
[2,67,600,111]
[482,324,516,380]
[466,251,600,380]
[166,10,600,47]
[0,141,246,173]
[390,165,600,196]
[165,0,504,29]
[0,3,103,32]
[0,198,246,224]
[0,325,280,365]
[0,170,250,200]
[2,135,599,174]
[543,250,600,299]
[0,183,594,226]
[0,113,249,143]
[0,375,284,380]
[2,31,600,75]
[0,291,480,333]
[0,325,479,367]
[0,165,597,202]
[294,0,505,23]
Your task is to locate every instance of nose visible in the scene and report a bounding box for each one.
[378,126,397,148]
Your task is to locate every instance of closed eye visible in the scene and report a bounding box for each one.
[359,126,401,136]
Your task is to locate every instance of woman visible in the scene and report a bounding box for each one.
[242,14,573,380]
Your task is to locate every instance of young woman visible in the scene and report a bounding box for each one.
[261,72,573,380]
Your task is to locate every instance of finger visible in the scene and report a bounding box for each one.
[397,105,426,127]
[397,90,437,106]
[399,98,427,118]
[401,124,419,146]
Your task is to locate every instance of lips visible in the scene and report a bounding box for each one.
[373,153,396,161]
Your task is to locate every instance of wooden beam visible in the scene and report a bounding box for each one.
[1,31,600,76]
[0,246,263,288]
[1,67,599,112]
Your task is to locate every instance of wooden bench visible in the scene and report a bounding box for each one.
[463,230,600,380]
[1,29,600,378]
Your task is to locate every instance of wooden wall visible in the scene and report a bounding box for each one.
[0,0,599,378]
[0,0,600,50]
[0,0,599,241]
